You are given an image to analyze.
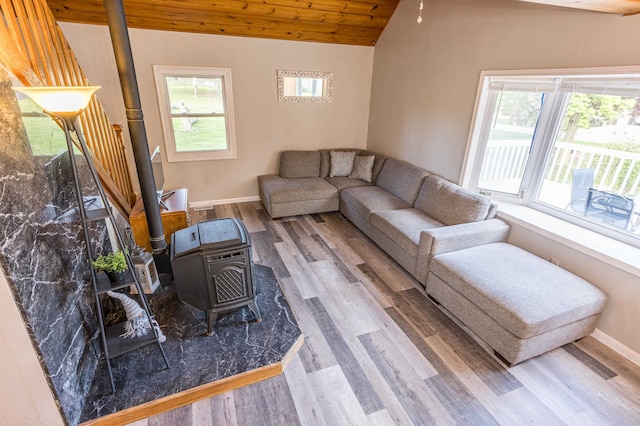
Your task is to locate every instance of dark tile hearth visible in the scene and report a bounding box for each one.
[80,264,302,423]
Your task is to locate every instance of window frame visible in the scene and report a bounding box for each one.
[462,66,640,247]
[153,65,237,162]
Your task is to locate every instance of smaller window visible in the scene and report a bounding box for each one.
[153,65,237,162]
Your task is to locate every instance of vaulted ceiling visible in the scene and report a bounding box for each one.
[45,0,400,46]
[44,0,640,47]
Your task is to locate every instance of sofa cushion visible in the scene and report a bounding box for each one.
[371,209,442,257]
[330,151,357,177]
[349,155,375,182]
[279,151,321,178]
[320,148,361,177]
[324,176,373,192]
[376,158,429,205]
[341,186,411,220]
[429,243,607,339]
[415,175,491,226]
[261,175,338,204]
[358,150,388,184]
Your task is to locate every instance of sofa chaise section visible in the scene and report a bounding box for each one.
[427,242,608,365]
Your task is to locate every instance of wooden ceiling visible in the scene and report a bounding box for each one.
[44,0,639,47]
[44,0,400,46]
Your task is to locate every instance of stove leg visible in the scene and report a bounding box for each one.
[206,310,218,336]
[248,300,262,322]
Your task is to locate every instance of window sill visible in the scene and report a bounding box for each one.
[496,202,640,277]
[166,151,237,163]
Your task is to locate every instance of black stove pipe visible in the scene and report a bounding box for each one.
[103,0,166,253]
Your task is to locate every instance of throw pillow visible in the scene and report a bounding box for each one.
[329,151,356,177]
[349,155,375,182]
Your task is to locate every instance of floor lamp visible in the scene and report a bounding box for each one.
[14,86,105,255]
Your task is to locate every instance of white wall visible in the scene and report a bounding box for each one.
[0,268,64,425]
[60,23,374,203]
[369,0,640,356]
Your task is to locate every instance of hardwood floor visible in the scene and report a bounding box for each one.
[133,201,640,425]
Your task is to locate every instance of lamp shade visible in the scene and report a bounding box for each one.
[13,86,100,113]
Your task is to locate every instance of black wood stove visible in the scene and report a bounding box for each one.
[170,218,261,335]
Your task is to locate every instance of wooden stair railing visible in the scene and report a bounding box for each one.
[0,0,136,215]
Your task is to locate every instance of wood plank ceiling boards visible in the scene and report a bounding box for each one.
[44,1,640,47]
[44,0,402,46]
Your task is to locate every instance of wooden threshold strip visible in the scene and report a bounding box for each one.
[81,334,305,426]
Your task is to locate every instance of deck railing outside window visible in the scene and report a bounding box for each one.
[480,139,640,233]
[480,140,640,197]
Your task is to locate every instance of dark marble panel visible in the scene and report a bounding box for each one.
[80,264,302,422]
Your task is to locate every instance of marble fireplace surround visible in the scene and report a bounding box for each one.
[1,72,303,425]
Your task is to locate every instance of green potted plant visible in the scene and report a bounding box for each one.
[92,250,127,282]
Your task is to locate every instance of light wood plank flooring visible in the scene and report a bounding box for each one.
[134,201,640,425]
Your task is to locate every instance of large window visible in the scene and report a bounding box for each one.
[465,68,640,246]
[153,65,237,162]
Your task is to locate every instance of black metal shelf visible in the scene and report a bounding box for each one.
[95,271,136,295]
[105,322,158,359]
[61,123,170,393]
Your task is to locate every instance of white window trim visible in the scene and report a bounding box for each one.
[461,65,640,248]
[462,65,640,185]
[153,65,237,162]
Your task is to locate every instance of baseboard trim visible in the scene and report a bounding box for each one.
[592,328,640,367]
[189,196,261,210]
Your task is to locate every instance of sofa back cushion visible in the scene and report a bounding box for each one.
[320,148,362,177]
[358,150,388,184]
[376,158,429,205]
[415,175,491,225]
[349,155,375,182]
[279,151,321,178]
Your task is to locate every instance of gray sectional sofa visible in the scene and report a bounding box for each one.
[258,149,510,285]
[258,149,608,366]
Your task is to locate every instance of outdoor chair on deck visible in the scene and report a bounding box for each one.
[587,190,635,230]
[567,168,594,214]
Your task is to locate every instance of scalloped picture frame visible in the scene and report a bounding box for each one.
[277,70,333,103]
